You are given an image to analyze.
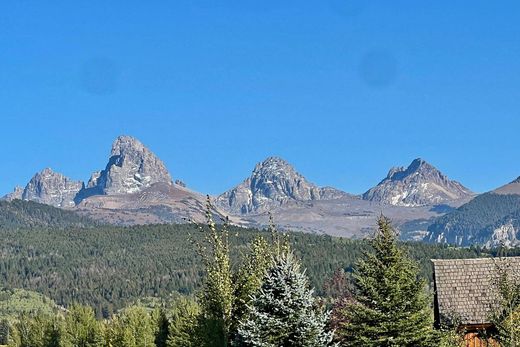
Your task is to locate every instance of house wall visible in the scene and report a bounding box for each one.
[462,332,499,347]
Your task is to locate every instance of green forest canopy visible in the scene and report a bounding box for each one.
[1,222,517,318]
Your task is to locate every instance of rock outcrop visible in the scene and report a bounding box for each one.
[76,136,173,201]
[19,168,83,208]
[216,156,349,214]
[362,158,473,207]
[3,186,24,201]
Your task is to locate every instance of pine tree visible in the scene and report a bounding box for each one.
[105,306,156,347]
[0,319,9,345]
[234,252,335,347]
[62,304,104,347]
[42,315,64,347]
[15,313,46,347]
[153,309,169,347]
[335,216,436,346]
[167,297,200,347]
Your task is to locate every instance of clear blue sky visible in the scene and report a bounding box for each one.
[2,1,520,196]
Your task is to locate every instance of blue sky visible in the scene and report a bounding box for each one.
[2,1,520,196]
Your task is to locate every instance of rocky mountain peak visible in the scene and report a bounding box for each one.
[363,158,473,206]
[78,135,173,199]
[216,156,348,214]
[2,186,24,201]
[22,168,83,208]
[251,156,303,182]
[385,158,434,181]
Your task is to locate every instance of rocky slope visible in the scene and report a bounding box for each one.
[3,186,24,201]
[362,158,473,207]
[2,139,478,239]
[426,177,520,247]
[76,135,173,201]
[73,136,230,225]
[75,182,234,226]
[216,156,350,214]
[3,168,83,208]
[492,176,520,195]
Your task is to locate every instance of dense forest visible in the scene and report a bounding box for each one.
[0,200,95,229]
[1,221,515,318]
[0,215,518,347]
[427,193,520,245]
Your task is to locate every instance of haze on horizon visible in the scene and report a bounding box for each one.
[2,1,520,196]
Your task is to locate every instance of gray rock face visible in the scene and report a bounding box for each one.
[216,157,349,214]
[2,186,24,201]
[362,158,473,207]
[485,220,520,248]
[21,168,83,207]
[81,136,173,198]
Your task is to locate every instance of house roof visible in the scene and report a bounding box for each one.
[432,256,520,326]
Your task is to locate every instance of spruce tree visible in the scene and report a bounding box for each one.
[62,304,104,347]
[153,309,169,347]
[167,297,200,347]
[234,252,335,347]
[335,216,436,347]
[105,306,156,347]
[0,319,9,345]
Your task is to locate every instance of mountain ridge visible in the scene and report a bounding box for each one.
[1,136,482,240]
[362,158,473,207]
[215,156,352,215]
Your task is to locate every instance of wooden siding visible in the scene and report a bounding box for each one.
[462,332,499,347]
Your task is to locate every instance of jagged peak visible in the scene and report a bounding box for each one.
[254,156,293,170]
[76,135,173,198]
[110,135,149,156]
[386,158,439,181]
[216,156,349,214]
[364,158,472,206]
[39,167,57,175]
[30,168,79,182]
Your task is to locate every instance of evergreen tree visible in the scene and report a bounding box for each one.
[153,309,169,347]
[0,319,10,345]
[15,313,46,347]
[105,306,156,347]
[42,315,64,347]
[62,304,104,347]
[334,216,436,346]
[167,297,200,347]
[234,252,335,347]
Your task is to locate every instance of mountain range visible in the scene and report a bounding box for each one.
[3,135,519,247]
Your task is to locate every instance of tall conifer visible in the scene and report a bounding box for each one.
[335,216,436,346]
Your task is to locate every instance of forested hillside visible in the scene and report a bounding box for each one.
[0,200,95,229]
[0,223,504,317]
[427,193,520,245]
[0,289,59,320]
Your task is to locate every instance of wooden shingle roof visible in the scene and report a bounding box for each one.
[432,256,520,326]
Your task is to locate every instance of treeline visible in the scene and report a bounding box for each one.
[1,211,518,347]
[0,200,95,229]
[0,221,498,317]
[427,193,520,245]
